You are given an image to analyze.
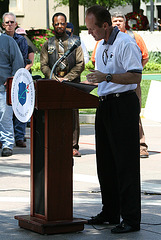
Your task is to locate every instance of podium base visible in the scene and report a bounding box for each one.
[15,215,86,235]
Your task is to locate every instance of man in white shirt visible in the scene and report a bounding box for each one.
[85,5,142,234]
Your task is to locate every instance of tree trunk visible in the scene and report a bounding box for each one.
[132,0,140,13]
[0,0,9,20]
[69,0,79,36]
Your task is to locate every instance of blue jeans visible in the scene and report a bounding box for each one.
[0,91,14,149]
[13,116,27,141]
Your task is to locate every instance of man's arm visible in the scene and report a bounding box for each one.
[86,70,142,85]
[11,39,24,75]
[18,37,28,65]
[142,58,149,68]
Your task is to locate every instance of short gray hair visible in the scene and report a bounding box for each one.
[2,12,16,23]
[111,12,126,22]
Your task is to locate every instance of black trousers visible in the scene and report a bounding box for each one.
[95,91,141,227]
[73,109,80,150]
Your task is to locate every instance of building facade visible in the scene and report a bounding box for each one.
[9,0,160,30]
[9,0,85,30]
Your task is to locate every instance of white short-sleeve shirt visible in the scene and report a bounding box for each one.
[95,27,143,96]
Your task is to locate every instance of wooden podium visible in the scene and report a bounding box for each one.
[10,79,99,234]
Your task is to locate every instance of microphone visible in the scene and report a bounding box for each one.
[49,39,81,79]
[64,39,81,58]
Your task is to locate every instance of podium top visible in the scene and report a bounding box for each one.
[35,79,99,110]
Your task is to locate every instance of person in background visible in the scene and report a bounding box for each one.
[0,33,24,156]
[91,12,149,158]
[85,5,142,233]
[91,40,101,66]
[66,22,89,64]
[2,12,28,148]
[139,9,149,30]
[40,12,84,157]
[15,27,34,73]
[153,18,159,30]
[15,27,35,130]
[111,12,149,158]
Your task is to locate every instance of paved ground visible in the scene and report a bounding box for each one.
[0,117,161,239]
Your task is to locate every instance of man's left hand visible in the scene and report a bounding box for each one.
[86,69,106,83]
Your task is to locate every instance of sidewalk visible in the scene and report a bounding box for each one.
[0,117,161,239]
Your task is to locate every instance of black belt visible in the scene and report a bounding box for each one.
[99,90,135,102]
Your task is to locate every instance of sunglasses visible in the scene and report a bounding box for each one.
[5,21,15,25]
[54,23,66,26]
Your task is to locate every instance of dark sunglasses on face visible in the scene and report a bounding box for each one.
[54,22,66,26]
[5,21,15,25]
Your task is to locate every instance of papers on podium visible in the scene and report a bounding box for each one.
[62,81,97,93]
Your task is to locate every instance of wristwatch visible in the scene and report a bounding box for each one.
[105,74,112,83]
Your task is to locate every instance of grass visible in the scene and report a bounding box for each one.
[32,69,161,113]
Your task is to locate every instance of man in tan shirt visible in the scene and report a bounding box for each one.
[40,12,84,157]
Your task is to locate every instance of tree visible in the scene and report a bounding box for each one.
[55,0,129,35]
[69,0,79,35]
[132,0,140,12]
[0,0,9,20]
[55,0,151,34]
[56,0,129,11]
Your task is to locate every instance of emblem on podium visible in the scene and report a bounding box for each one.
[11,68,35,123]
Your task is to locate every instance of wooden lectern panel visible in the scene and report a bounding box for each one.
[11,78,99,234]
[35,79,98,110]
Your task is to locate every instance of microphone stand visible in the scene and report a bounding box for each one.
[50,55,65,80]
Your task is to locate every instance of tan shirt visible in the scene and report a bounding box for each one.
[40,34,84,81]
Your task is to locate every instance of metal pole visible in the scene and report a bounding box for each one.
[150,0,154,31]
[46,0,49,29]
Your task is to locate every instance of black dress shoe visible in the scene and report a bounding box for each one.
[16,140,26,148]
[111,221,140,234]
[1,148,13,157]
[87,212,120,225]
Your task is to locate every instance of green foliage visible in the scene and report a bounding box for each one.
[31,62,41,72]
[140,79,151,108]
[27,28,54,51]
[148,51,161,64]
[143,62,161,72]
[55,0,129,10]
[85,60,95,70]
[79,25,88,31]
[143,51,161,73]
[0,18,2,28]
[31,52,41,72]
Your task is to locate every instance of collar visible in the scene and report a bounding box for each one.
[103,26,119,45]
[13,32,19,39]
[55,33,69,42]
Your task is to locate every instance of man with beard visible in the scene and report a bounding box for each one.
[40,12,84,157]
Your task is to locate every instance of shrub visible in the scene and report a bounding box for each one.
[143,62,161,72]
[27,28,54,51]
[31,52,41,71]
[148,51,161,64]
[79,25,88,31]
[85,60,94,70]
[31,62,40,72]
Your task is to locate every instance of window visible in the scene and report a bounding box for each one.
[10,0,17,8]
[9,0,24,16]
